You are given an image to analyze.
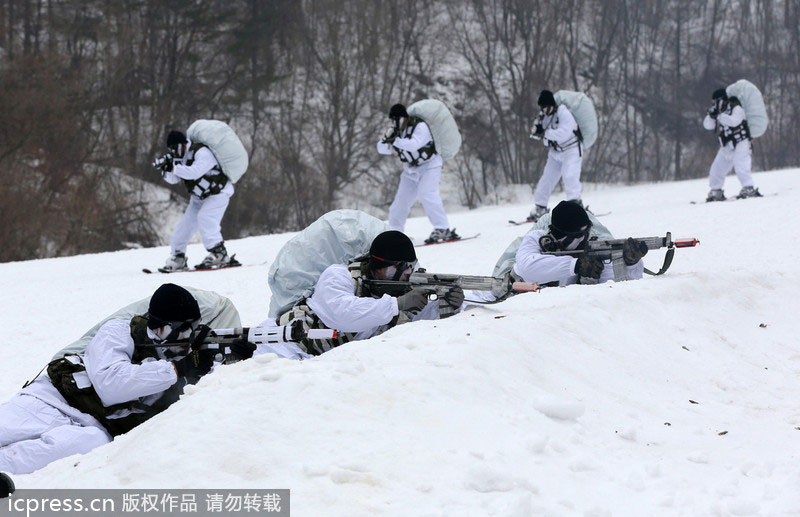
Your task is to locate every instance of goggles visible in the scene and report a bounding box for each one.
[550,224,591,251]
[372,255,417,281]
[169,143,186,158]
[149,318,201,345]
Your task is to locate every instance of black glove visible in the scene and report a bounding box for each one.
[443,286,465,310]
[397,287,429,313]
[190,324,212,347]
[622,237,648,266]
[707,106,719,119]
[173,349,215,383]
[574,254,604,279]
[229,339,257,360]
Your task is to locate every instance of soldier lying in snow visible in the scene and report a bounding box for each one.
[0,284,257,475]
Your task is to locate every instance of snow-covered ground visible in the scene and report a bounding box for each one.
[2,169,799,515]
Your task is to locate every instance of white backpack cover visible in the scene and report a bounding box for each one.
[407,99,462,160]
[554,90,599,149]
[187,119,249,183]
[52,287,242,360]
[267,210,390,318]
[726,79,768,138]
[492,212,613,277]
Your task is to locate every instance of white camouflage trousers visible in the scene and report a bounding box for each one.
[0,393,110,474]
[533,146,583,208]
[708,140,753,190]
[388,161,449,231]
[170,192,231,254]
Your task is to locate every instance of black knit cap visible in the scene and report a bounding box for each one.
[166,130,187,147]
[389,104,408,120]
[712,88,728,101]
[147,283,200,329]
[538,90,556,108]
[369,230,416,269]
[550,201,592,237]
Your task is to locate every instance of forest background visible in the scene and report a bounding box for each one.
[2,0,797,261]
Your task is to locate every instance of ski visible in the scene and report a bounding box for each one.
[415,234,480,247]
[143,260,243,274]
[0,472,14,498]
[690,192,773,204]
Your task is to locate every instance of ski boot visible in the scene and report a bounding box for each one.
[526,205,549,222]
[706,189,726,202]
[195,242,240,269]
[158,252,188,273]
[736,186,762,199]
[424,228,460,244]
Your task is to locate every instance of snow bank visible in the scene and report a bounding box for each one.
[1,169,799,515]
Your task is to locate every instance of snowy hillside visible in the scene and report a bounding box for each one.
[2,169,799,515]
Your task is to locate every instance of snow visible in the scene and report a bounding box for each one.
[2,169,800,515]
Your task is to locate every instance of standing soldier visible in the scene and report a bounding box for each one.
[703,88,762,201]
[528,90,584,222]
[378,104,459,244]
[157,130,239,272]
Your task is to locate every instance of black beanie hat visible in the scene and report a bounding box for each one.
[550,201,592,236]
[712,88,728,101]
[538,90,556,108]
[389,104,408,120]
[147,283,201,329]
[166,130,187,147]
[369,230,416,269]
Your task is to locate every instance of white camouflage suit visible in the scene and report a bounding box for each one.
[0,319,178,475]
[513,229,644,286]
[163,140,234,254]
[703,104,754,190]
[0,289,304,475]
[378,121,449,232]
[307,264,441,340]
[468,228,644,305]
[533,104,583,207]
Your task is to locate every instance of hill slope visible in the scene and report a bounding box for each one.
[1,170,799,515]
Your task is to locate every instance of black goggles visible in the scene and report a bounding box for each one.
[372,255,417,281]
[149,318,201,344]
[550,224,591,251]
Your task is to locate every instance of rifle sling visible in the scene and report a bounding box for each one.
[644,247,675,276]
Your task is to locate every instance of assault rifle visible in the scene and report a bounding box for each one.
[381,124,400,145]
[363,271,539,316]
[152,152,174,172]
[137,322,335,363]
[541,233,699,281]
[530,111,546,140]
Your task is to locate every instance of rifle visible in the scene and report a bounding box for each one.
[136,322,335,363]
[541,233,699,281]
[152,153,174,173]
[529,112,546,140]
[363,271,539,316]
